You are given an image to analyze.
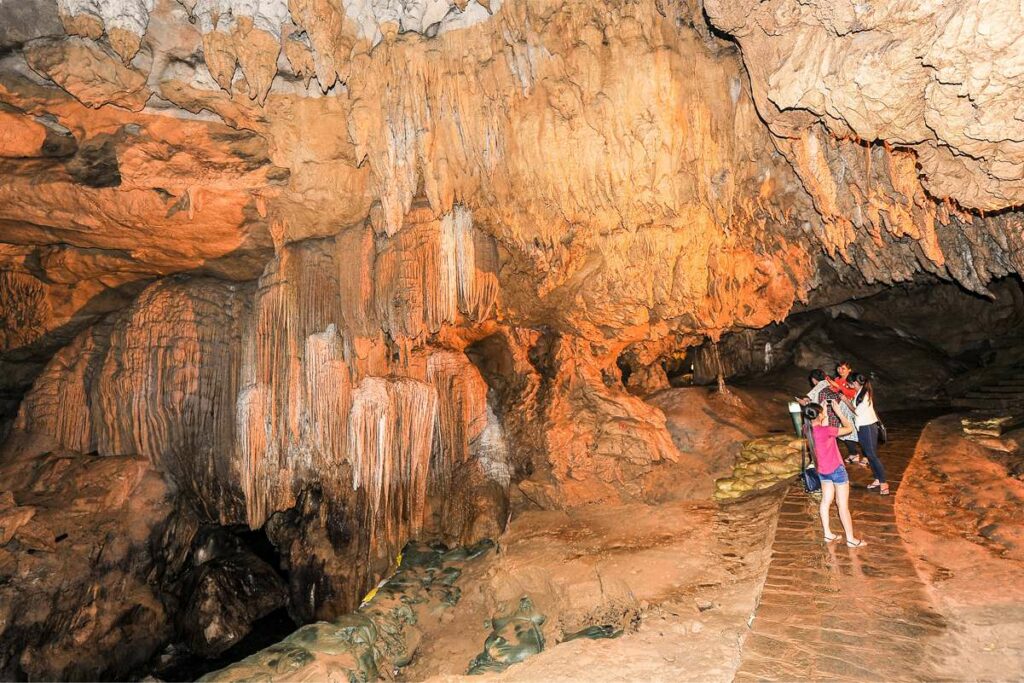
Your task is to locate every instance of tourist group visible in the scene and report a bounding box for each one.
[798,362,886,548]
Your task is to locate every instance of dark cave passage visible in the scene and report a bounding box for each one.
[145,523,297,682]
[465,333,520,415]
[678,277,1024,408]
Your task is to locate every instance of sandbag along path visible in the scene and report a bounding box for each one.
[735,412,952,681]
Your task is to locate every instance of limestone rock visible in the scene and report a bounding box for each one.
[11,318,112,456]
[0,450,186,680]
[24,36,150,110]
[180,528,288,656]
[625,363,671,396]
[0,110,49,157]
[201,540,496,682]
[705,0,1024,215]
[525,337,681,508]
[0,271,51,353]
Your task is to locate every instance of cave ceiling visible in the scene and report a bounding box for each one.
[1,0,1023,370]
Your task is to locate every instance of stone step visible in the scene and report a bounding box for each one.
[967,388,1024,398]
[962,414,1024,437]
[952,396,1024,410]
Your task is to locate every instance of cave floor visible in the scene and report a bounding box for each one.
[423,408,1022,682]
[201,404,1024,682]
[414,485,790,682]
[735,413,952,682]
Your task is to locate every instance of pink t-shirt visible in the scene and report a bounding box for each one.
[811,425,843,475]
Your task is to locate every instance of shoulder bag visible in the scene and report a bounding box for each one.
[800,435,821,493]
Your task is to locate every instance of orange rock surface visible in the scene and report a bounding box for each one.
[2,0,1024,676]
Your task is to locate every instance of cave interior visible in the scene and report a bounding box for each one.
[2,0,1024,680]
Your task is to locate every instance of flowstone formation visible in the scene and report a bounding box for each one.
[3,0,1024,676]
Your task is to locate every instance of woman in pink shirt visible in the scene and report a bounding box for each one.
[802,400,866,548]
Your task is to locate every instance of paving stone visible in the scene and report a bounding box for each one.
[735,413,951,681]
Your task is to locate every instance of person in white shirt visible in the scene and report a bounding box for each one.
[849,373,888,495]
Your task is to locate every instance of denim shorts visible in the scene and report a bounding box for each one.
[818,465,849,485]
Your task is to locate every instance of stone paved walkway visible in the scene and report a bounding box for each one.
[735,412,953,682]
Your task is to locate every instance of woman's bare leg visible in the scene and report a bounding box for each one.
[835,482,859,543]
[819,481,836,539]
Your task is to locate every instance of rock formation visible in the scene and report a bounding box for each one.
[2,0,1024,676]
[0,449,185,680]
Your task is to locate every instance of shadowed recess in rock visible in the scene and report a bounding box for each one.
[200,539,496,682]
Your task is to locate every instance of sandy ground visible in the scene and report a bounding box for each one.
[896,416,1024,679]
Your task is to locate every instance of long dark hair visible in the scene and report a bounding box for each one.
[851,372,873,405]
[801,402,823,464]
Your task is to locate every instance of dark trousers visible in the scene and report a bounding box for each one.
[857,423,886,483]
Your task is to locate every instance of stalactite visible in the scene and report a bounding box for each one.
[57,0,155,63]
[426,351,489,494]
[375,209,450,339]
[349,376,437,560]
[337,223,379,340]
[303,325,352,488]
[237,383,280,528]
[445,205,500,321]
[475,403,511,487]
[373,205,499,340]
[179,0,289,102]
[237,239,347,526]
